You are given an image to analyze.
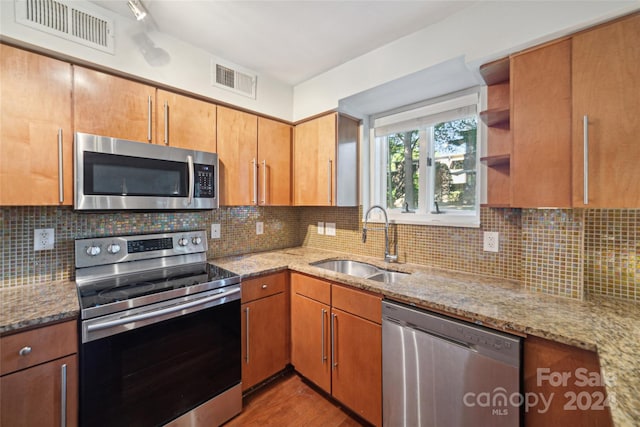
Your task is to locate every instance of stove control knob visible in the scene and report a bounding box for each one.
[192,236,202,245]
[107,243,121,254]
[86,245,101,256]
[178,237,189,247]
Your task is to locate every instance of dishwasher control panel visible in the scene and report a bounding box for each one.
[382,300,521,367]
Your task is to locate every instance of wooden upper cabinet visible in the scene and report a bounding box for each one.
[156,90,217,152]
[216,106,258,206]
[511,39,572,208]
[257,117,292,206]
[572,13,640,208]
[0,44,72,206]
[74,66,156,143]
[293,113,337,206]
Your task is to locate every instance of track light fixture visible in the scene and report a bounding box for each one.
[127,0,148,21]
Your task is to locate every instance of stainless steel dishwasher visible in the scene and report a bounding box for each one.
[382,300,522,427]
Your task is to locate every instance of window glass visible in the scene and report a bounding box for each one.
[431,117,477,212]
[370,90,480,227]
[386,130,420,211]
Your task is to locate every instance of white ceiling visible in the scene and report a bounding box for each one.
[91,1,476,85]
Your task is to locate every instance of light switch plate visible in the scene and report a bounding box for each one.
[211,223,221,239]
[483,231,499,252]
[256,222,264,235]
[34,228,55,251]
[317,222,325,235]
[325,222,336,237]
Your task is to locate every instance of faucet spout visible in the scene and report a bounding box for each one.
[362,205,398,263]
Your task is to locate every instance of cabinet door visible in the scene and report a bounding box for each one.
[217,106,258,206]
[241,293,288,391]
[572,14,640,207]
[0,355,78,427]
[290,293,331,393]
[331,308,382,427]
[511,40,572,208]
[524,336,612,427]
[74,67,156,143]
[0,45,72,205]
[258,117,291,206]
[293,113,336,206]
[156,90,217,151]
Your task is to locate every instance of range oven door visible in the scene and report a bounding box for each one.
[75,132,218,210]
[79,289,240,427]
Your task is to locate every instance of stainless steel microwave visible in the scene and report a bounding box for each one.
[74,132,218,210]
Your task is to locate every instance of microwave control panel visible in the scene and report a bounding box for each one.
[194,164,215,198]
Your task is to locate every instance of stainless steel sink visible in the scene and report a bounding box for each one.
[310,259,410,283]
[310,259,380,278]
[367,271,410,284]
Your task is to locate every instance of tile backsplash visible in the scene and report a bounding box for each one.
[0,206,300,287]
[1,206,638,302]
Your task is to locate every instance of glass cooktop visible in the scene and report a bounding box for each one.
[78,263,239,312]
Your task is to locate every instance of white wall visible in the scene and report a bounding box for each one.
[292,1,639,121]
[0,0,293,120]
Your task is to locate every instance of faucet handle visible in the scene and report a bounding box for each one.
[385,254,398,263]
[362,228,367,243]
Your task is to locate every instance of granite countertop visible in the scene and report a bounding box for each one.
[0,280,79,335]
[211,246,640,427]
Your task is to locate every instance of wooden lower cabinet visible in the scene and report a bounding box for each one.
[0,355,78,427]
[290,273,382,426]
[0,320,78,426]
[331,307,382,426]
[291,291,331,393]
[241,272,289,391]
[524,335,612,427]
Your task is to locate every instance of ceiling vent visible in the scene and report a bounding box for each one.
[14,0,115,54]
[212,61,257,99]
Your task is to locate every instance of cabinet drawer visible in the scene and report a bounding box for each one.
[291,272,330,305]
[242,271,287,303]
[1,320,77,376]
[332,285,382,324]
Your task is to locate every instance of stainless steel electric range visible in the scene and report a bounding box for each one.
[75,230,241,427]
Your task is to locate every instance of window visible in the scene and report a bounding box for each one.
[369,90,481,227]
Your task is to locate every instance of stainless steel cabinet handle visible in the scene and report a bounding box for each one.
[187,155,194,206]
[147,95,152,142]
[252,158,258,204]
[61,363,67,427]
[327,159,332,205]
[321,309,327,363]
[261,159,267,205]
[163,100,169,145]
[57,129,63,203]
[331,312,337,369]
[583,115,589,205]
[245,307,250,364]
[18,346,32,356]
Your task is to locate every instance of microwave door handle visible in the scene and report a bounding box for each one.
[187,155,194,206]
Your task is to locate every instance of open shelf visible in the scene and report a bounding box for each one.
[479,108,510,128]
[480,154,510,167]
[479,57,509,85]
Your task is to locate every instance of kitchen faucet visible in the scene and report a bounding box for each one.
[362,205,398,263]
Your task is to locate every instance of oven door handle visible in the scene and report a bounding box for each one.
[87,288,240,333]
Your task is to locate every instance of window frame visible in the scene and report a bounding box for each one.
[367,87,483,228]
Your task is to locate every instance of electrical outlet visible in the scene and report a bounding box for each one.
[317,222,325,235]
[256,222,264,235]
[34,228,55,251]
[211,223,221,239]
[325,222,336,237]
[483,231,499,253]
